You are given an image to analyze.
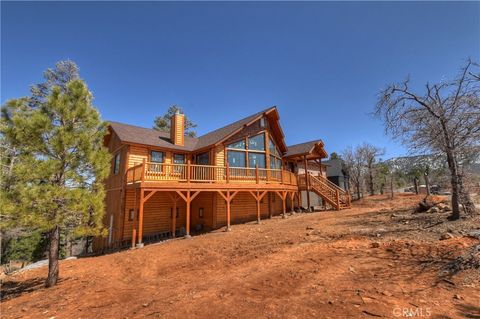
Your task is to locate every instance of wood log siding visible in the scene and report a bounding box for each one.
[122,190,289,241]
[123,190,189,239]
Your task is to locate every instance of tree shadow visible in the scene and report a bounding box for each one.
[455,303,480,319]
[1,277,67,301]
[1,277,45,301]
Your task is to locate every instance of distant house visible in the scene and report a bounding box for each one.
[94,107,350,252]
[323,158,349,191]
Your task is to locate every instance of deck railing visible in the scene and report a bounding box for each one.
[126,161,298,186]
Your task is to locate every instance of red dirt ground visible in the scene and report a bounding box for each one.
[1,194,479,319]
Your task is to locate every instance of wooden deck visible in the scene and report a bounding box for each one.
[124,161,350,248]
[126,161,298,190]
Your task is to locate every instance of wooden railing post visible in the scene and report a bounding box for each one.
[187,160,191,183]
[281,170,284,184]
[226,163,230,183]
[255,164,259,184]
[131,229,136,248]
[141,159,146,182]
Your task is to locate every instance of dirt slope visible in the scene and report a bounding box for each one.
[2,194,479,319]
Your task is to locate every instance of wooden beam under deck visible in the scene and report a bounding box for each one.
[127,182,299,192]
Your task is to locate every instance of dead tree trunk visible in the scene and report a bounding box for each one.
[458,175,476,216]
[424,173,431,196]
[368,166,374,196]
[414,177,419,195]
[390,174,394,199]
[46,226,60,288]
[446,149,476,220]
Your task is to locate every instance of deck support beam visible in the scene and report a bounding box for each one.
[137,189,158,247]
[176,190,201,238]
[289,191,296,213]
[249,191,268,224]
[167,192,180,238]
[275,190,288,219]
[304,155,311,212]
[218,190,239,231]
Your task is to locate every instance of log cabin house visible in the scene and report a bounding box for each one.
[94,106,350,251]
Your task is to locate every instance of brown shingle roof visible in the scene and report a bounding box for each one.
[194,107,274,150]
[285,140,324,158]
[107,106,276,152]
[108,121,198,151]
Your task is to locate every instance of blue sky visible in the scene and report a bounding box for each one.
[2,1,479,159]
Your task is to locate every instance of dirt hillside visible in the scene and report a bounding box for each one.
[2,194,479,319]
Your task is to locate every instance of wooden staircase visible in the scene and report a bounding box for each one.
[299,173,351,210]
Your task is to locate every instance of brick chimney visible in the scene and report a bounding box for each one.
[170,111,185,146]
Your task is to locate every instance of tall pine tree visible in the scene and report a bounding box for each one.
[1,74,110,287]
[153,105,197,137]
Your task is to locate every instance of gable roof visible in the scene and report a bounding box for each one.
[285,140,328,159]
[107,106,284,152]
[108,121,198,151]
[194,106,276,150]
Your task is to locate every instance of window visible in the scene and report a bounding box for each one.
[113,153,121,174]
[170,207,179,218]
[248,153,266,168]
[196,152,209,165]
[226,133,269,168]
[227,139,246,150]
[270,156,282,169]
[269,138,280,157]
[173,154,186,164]
[228,151,246,167]
[260,117,266,128]
[269,138,282,170]
[248,133,265,151]
[151,151,165,163]
[128,209,135,221]
[199,207,204,218]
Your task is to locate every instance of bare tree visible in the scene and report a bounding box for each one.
[358,143,385,196]
[376,59,480,220]
[342,146,364,200]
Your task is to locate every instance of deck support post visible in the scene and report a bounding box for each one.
[304,155,311,212]
[289,191,295,213]
[256,194,261,223]
[137,189,145,247]
[226,192,231,231]
[131,229,136,248]
[249,190,267,224]
[136,190,157,247]
[276,191,288,219]
[297,191,302,210]
[217,190,239,231]
[186,191,191,237]
[173,198,177,237]
[131,187,138,248]
[176,190,201,238]
[168,192,180,238]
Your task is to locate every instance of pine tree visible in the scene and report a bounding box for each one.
[1,78,110,287]
[153,105,197,137]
